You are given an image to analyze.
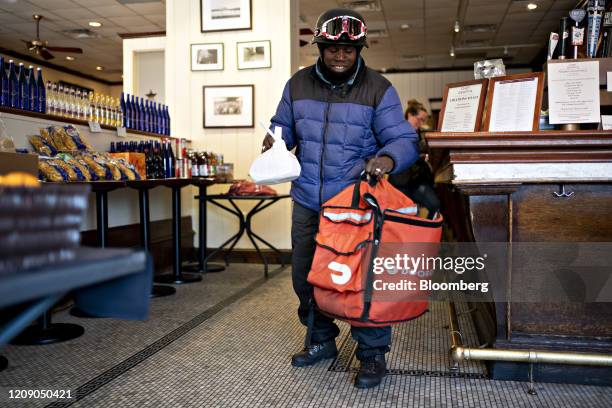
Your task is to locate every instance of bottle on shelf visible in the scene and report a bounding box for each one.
[166,105,170,135]
[36,68,45,113]
[0,57,8,107]
[27,66,36,112]
[121,93,128,128]
[17,63,27,110]
[7,60,18,109]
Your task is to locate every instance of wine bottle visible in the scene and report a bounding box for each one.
[36,68,45,113]
[120,92,128,128]
[168,140,176,177]
[164,105,171,135]
[150,101,158,134]
[27,66,36,112]
[144,100,151,133]
[0,57,8,106]
[16,63,26,110]
[7,60,18,108]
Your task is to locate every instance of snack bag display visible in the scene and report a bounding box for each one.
[49,126,78,151]
[28,135,58,156]
[53,157,81,181]
[74,155,99,181]
[64,125,93,151]
[38,159,69,182]
[39,127,57,150]
[57,153,90,181]
[80,153,110,180]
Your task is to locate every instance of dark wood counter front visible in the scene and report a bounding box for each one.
[426,130,612,386]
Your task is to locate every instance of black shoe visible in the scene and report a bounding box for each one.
[354,354,386,389]
[291,341,337,367]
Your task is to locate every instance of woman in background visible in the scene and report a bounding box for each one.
[388,99,440,218]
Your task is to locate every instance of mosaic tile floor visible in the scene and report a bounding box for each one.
[1,264,611,408]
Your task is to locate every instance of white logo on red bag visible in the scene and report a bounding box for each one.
[328,262,351,285]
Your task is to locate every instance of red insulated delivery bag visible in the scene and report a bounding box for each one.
[307,177,443,327]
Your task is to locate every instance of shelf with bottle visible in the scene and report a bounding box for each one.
[0,57,46,114]
[0,56,172,139]
[109,138,182,180]
[183,149,228,180]
[120,92,170,137]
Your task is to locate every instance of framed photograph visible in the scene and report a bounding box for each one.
[191,43,224,71]
[201,0,252,32]
[203,85,254,128]
[237,40,271,70]
[483,72,545,132]
[438,79,488,132]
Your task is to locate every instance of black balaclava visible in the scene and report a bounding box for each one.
[317,42,363,86]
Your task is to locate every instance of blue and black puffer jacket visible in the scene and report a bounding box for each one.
[270,58,419,211]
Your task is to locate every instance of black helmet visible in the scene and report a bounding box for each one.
[311,8,368,48]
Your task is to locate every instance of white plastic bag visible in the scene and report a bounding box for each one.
[249,126,300,185]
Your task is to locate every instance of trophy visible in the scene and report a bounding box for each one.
[570,8,587,59]
[587,0,606,58]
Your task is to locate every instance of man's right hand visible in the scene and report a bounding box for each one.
[261,134,274,153]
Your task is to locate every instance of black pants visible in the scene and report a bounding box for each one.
[291,201,391,360]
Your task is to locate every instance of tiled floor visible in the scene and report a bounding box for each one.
[1,264,611,407]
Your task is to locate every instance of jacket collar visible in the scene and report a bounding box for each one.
[312,56,363,90]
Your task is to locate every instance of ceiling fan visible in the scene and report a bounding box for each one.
[22,14,83,60]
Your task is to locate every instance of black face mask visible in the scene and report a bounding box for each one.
[317,43,362,85]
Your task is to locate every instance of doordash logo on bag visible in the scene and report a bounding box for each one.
[328,262,351,285]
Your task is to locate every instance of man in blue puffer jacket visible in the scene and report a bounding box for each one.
[262,8,419,389]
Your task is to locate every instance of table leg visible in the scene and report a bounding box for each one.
[11,311,84,345]
[183,185,225,273]
[244,198,287,278]
[95,190,108,248]
[155,186,201,284]
[137,188,176,298]
[203,199,245,271]
[0,356,7,371]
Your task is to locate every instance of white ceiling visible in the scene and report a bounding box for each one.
[299,0,581,71]
[0,0,581,84]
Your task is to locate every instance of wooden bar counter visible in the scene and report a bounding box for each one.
[426,130,612,386]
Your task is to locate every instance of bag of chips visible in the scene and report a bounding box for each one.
[29,135,57,156]
[80,153,110,180]
[39,127,57,150]
[49,126,78,151]
[64,125,93,151]
[38,159,69,182]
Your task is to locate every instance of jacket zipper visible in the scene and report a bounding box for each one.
[319,102,330,207]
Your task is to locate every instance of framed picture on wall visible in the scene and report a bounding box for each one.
[191,43,224,71]
[201,0,252,32]
[203,85,254,128]
[237,40,271,69]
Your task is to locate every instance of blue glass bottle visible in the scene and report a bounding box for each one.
[150,102,157,134]
[140,98,146,132]
[36,67,45,113]
[17,63,27,110]
[0,57,7,106]
[144,100,151,133]
[133,96,140,131]
[159,105,164,135]
[27,66,36,112]
[165,105,171,135]
[120,92,127,128]
[8,60,18,108]
[125,94,132,129]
